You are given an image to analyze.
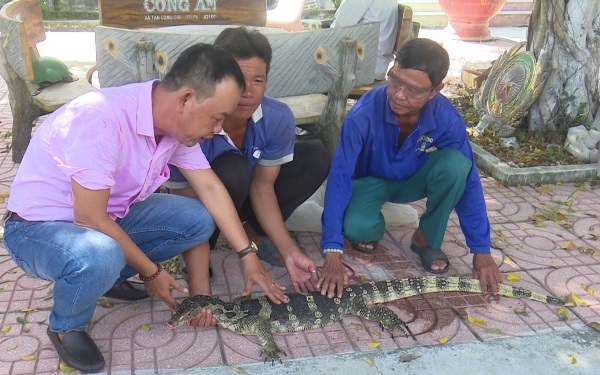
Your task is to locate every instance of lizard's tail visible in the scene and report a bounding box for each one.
[361,276,564,306]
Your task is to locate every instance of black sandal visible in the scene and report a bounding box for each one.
[410,243,450,274]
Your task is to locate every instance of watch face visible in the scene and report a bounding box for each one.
[251,241,258,252]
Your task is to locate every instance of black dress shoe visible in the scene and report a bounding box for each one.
[47,327,105,373]
[103,281,149,301]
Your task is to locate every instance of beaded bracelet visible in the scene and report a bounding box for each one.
[139,263,163,282]
[323,248,344,254]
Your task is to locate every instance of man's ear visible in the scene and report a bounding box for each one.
[429,82,444,99]
[178,90,194,111]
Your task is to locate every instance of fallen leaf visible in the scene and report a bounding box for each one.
[59,362,77,373]
[557,306,569,321]
[570,353,577,364]
[21,355,35,361]
[506,273,521,282]
[587,321,600,332]
[561,241,577,250]
[366,341,381,348]
[439,337,449,344]
[15,317,27,325]
[141,324,151,332]
[0,283,9,291]
[20,308,37,313]
[230,366,246,374]
[587,287,595,296]
[364,358,374,366]
[504,256,517,267]
[583,248,600,256]
[6,344,17,351]
[514,307,529,317]
[467,314,487,327]
[566,292,593,306]
[487,328,503,334]
[1,325,11,333]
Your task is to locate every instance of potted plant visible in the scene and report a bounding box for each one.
[438,0,508,41]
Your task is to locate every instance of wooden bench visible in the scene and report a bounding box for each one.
[95,23,379,152]
[0,0,94,162]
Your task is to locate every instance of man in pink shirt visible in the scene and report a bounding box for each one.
[3,44,288,373]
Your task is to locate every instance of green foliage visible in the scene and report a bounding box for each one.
[558,91,590,129]
[40,0,98,20]
[331,0,342,9]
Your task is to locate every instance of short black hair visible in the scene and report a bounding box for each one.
[161,43,245,100]
[395,38,450,87]
[214,27,273,75]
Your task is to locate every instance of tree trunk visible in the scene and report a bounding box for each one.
[527,0,600,132]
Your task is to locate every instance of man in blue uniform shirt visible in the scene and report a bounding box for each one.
[317,38,502,298]
[167,27,331,294]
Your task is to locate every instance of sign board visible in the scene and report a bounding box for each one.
[98,0,266,29]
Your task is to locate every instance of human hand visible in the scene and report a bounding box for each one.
[240,254,289,304]
[316,252,348,298]
[144,269,187,310]
[472,253,503,295]
[284,250,318,293]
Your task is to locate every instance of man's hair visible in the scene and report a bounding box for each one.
[214,27,273,75]
[394,38,450,87]
[161,43,245,100]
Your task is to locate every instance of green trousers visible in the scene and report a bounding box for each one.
[343,149,472,250]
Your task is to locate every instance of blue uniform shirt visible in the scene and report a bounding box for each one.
[320,85,491,254]
[167,96,296,187]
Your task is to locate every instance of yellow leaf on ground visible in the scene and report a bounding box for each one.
[566,292,593,306]
[0,283,9,291]
[570,353,577,364]
[587,287,595,296]
[141,324,151,332]
[59,362,77,373]
[506,273,521,282]
[504,256,517,267]
[583,248,600,256]
[230,366,246,374]
[514,307,529,317]
[557,306,569,321]
[467,314,487,327]
[588,321,600,332]
[364,358,374,366]
[366,341,381,348]
[487,328,503,334]
[1,325,11,333]
[6,344,17,351]
[21,355,35,361]
[561,241,577,250]
[20,308,37,313]
[439,337,449,344]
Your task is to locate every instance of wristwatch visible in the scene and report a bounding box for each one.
[236,241,258,259]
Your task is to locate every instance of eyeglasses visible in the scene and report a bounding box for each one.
[386,71,433,100]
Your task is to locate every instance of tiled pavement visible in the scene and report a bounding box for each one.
[1,28,600,374]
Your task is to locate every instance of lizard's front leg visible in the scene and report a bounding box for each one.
[353,300,409,337]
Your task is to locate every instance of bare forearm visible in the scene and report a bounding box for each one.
[181,243,211,296]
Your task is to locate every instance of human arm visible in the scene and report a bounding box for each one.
[71,180,186,309]
[180,167,288,304]
[250,164,318,293]
[318,116,366,297]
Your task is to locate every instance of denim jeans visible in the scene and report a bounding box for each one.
[3,193,215,333]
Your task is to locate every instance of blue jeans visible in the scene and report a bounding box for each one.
[3,193,215,333]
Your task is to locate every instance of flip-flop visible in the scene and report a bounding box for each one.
[257,238,285,267]
[46,327,105,373]
[410,243,450,274]
[351,240,379,254]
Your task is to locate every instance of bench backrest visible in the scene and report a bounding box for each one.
[0,0,46,81]
[98,0,267,29]
[95,23,379,98]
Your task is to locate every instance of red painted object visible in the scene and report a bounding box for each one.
[439,0,508,41]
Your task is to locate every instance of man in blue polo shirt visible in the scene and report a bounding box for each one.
[167,27,331,294]
[317,38,502,298]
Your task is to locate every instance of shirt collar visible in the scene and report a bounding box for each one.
[136,80,159,137]
[251,103,264,123]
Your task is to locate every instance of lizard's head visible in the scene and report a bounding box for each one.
[168,295,223,329]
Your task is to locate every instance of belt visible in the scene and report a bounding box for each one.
[5,211,30,222]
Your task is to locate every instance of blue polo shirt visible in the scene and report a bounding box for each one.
[321,85,491,254]
[167,95,296,188]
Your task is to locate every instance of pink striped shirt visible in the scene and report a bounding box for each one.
[8,80,209,221]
